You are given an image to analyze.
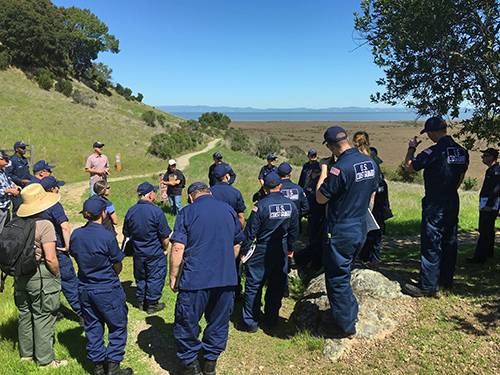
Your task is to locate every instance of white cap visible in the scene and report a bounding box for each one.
[168,159,177,165]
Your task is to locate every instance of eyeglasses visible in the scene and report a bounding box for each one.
[45,169,52,174]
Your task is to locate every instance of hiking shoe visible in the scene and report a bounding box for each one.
[108,361,133,375]
[203,359,216,375]
[41,359,68,368]
[182,359,202,375]
[234,320,258,333]
[146,302,165,315]
[20,356,33,361]
[94,362,106,375]
[320,321,355,339]
[138,301,146,311]
[403,283,437,298]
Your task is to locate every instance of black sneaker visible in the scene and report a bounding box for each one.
[403,283,437,298]
[138,301,146,311]
[182,359,202,375]
[234,320,258,333]
[146,302,165,315]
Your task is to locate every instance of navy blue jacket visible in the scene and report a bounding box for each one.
[70,222,124,289]
[42,202,68,248]
[412,135,469,208]
[170,194,244,290]
[258,165,277,180]
[208,162,236,187]
[319,148,378,222]
[480,162,500,208]
[241,191,299,256]
[210,181,246,213]
[123,200,172,258]
[5,154,32,186]
[280,178,309,216]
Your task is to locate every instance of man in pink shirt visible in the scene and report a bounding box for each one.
[85,142,109,197]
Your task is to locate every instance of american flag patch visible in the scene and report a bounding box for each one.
[252,206,258,212]
[424,148,432,155]
[330,167,340,176]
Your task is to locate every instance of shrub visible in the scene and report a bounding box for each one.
[256,136,282,159]
[123,87,133,100]
[462,177,478,191]
[225,128,251,152]
[157,115,166,127]
[115,83,125,95]
[142,111,157,127]
[55,79,73,97]
[286,145,307,166]
[148,130,199,160]
[136,93,144,102]
[395,161,423,183]
[71,90,96,108]
[36,68,54,90]
[0,51,10,70]
[199,112,231,132]
[380,166,397,181]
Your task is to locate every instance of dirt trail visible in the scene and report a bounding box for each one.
[60,138,221,228]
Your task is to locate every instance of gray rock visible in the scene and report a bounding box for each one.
[292,268,414,362]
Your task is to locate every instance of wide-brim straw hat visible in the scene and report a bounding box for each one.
[17,183,60,217]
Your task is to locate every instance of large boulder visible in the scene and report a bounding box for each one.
[292,268,415,362]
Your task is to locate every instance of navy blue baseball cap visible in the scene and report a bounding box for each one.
[93,141,105,148]
[420,117,447,134]
[213,152,222,159]
[188,182,209,195]
[267,154,277,160]
[308,149,317,156]
[264,171,281,188]
[213,163,230,179]
[40,176,65,190]
[481,148,499,159]
[278,162,292,174]
[137,182,159,195]
[323,126,348,144]
[82,195,107,216]
[14,141,26,149]
[33,160,56,172]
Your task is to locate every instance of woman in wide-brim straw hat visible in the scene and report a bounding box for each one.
[14,183,68,369]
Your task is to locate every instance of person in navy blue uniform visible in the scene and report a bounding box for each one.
[40,176,83,325]
[298,149,318,188]
[253,154,278,202]
[210,163,246,229]
[70,196,133,375]
[123,182,172,314]
[278,162,309,217]
[169,182,243,375]
[403,117,469,297]
[316,126,378,338]
[26,160,55,186]
[208,152,236,187]
[467,148,500,264]
[236,171,299,333]
[5,141,33,215]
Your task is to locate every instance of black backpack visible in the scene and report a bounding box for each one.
[0,216,38,292]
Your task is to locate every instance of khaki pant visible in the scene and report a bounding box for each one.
[15,264,61,365]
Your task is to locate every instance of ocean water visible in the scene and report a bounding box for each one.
[171,111,440,122]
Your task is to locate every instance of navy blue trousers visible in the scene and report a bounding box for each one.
[80,287,128,363]
[472,210,498,261]
[243,247,287,330]
[322,218,366,335]
[174,287,234,365]
[133,253,167,303]
[59,251,81,315]
[420,203,458,291]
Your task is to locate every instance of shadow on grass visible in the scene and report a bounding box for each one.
[0,316,18,345]
[136,316,178,374]
[385,219,421,236]
[121,280,138,307]
[58,326,90,372]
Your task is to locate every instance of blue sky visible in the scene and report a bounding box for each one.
[52,0,389,109]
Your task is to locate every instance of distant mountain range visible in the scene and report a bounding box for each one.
[157,105,414,113]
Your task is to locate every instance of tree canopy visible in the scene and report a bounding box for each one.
[354,0,500,147]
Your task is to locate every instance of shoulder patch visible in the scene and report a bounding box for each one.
[424,148,432,155]
[446,147,466,164]
[252,206,258,212]
[330,167,340,176]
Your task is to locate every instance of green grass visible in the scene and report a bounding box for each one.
[0,68,185,184]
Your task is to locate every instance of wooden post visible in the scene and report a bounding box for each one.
[116,153,121,171]
[159,174,168,203]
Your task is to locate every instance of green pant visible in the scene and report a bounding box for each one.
[14,264,61,365]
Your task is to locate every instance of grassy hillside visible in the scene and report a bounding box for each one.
[0,68,189,183]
